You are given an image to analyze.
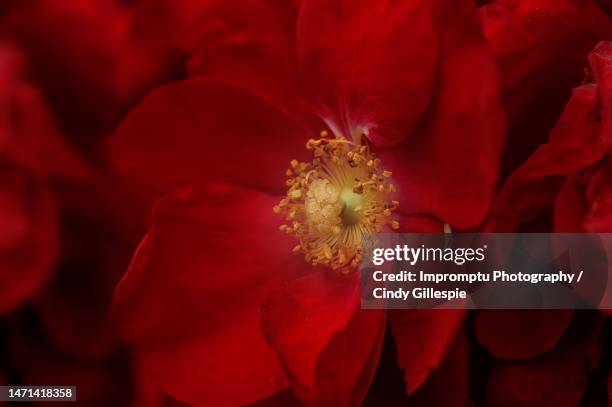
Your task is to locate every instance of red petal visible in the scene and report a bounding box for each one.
[0,171,58,314]
[1,0,180,135]
[389,309,465,394]
[297,0,438,145]
[583,180,612,232]
[396,213,445,233]
[0,44,90,181]
[482,0,611,96]
[553,175,588,232]
[113,182,301,406]
[481,0,612,176]
[261,270,386,406]
[184,0,321,130]
[476,310,573,360]
[109,79,312,203]
[379,0,505,228]
[487,85,606,231]
[485,316,604,407]
[590,41,612,145]
[408,329,470,407]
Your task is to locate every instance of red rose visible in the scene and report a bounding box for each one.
[110,0,505,406]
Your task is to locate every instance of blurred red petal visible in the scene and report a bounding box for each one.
[8,320,132,407]
[389,309,465,394]
[476,310,573,360]
[109,79,312,203]
[0,44,89,181]
[379,0,504,228]
[0,0,180,137]
[297,0,438,145]
[113,182,298,406]
[0,173,58,314]
[485,316,604,407]
[262,270,385,406]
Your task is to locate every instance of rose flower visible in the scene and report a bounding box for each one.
[110,0,505,406]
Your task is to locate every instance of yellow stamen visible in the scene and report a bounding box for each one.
[274,134,400,272]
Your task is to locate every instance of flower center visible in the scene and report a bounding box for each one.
[274,131,399,271]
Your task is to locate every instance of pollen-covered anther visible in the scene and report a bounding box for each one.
[274,134,400,272]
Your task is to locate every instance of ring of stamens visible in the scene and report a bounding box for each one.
[274,131,399,272]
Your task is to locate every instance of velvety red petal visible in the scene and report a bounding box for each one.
[388,309,465,394]
[408,329,470,407]
[261,270,386,406]
[109,79,312,203]
[113,182,301,406]
[476,310,573,360]
[378,0,504,229]
[487,85,606,231]
[297,0,438,145]
[184,0,321,130]
[0,172,58,314]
